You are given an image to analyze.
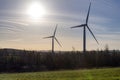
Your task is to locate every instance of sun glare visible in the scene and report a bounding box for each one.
[27,2,46,19]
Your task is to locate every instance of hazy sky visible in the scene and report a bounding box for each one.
[0,0,120,51]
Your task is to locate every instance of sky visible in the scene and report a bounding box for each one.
[0,0,120,51]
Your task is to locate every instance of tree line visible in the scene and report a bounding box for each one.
[0,48,120,72]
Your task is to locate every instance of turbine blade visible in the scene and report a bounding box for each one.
[53,24,58,36]
[87,25,99,44]
[71,24,85,28]
[43,36,53,39]
[86,2,91,24]
[55,37,62,47]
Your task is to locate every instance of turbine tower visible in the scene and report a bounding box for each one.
[71,2,99,53]
[43,24,62,54]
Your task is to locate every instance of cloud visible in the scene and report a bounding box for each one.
[0,19,29,26]
[4,38,23,42]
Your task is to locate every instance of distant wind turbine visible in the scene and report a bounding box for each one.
[71,2,99,53]
[43,24,62,54]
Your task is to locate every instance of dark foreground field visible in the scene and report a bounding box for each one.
[0,68,120,80]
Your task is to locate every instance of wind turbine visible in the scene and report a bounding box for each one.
[71,2,99,53]
[43,24,62,54]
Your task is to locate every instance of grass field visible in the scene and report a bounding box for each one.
[0,68,120,80]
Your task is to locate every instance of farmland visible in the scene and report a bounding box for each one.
[0,68,120,80]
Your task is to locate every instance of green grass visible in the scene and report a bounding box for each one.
[0,68,120,80]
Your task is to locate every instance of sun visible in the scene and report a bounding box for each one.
[27,2,46,19]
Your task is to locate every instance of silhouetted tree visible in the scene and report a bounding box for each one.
[0,48,120,72]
